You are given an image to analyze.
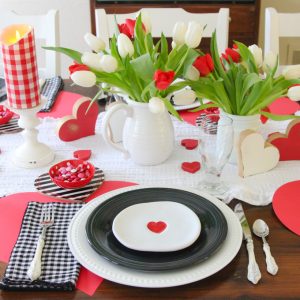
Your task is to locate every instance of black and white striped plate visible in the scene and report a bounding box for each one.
[34,167,105,201]
[0,118,23,134]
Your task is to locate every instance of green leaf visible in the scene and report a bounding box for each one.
[234,41,258,74]
[43,46,82,63]
[260,111,300,121]
[163,98,182,121]
[134,13,146,54]
[145,33,154,56]
[189,102,218,112]
[130,53,155,82]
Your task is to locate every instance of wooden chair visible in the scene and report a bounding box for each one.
[95,8,230,54]
[0,9,59,78]
[265,7,300,68]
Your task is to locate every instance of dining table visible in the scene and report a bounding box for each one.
[0,80,300,300]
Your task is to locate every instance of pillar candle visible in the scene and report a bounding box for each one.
[0,24,40,109]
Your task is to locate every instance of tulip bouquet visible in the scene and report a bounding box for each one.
[44,15,203,118]
[188,32,300,120]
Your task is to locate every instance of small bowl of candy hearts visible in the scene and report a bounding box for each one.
[0,105,13,125]
[49,159,95,189]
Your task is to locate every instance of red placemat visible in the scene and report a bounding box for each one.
[272,180,300,236]
[0,180,137,296]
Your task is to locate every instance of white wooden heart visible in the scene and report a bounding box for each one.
[238,130,280,177]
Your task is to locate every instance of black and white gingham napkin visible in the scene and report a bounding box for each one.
[0,202,84,291]
[39,76,64,112]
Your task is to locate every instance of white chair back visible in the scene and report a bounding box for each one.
[265,7,300,66]
[0,9,59,79]
[96,8,229,54]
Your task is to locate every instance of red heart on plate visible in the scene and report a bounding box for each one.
[57,97,99,142]
[74,150,92,160]
[181,161,201,173]
[147,221,167,233]
[267,119,300,161]
[181,139,198,150]
[273,180,300,236]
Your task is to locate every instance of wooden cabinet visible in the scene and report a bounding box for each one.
[90,1,260,52]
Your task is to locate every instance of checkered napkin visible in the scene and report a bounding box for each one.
[39,76,64,112]
[0,202,84,291]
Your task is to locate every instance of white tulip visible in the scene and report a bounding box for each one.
[184,21,203,48]
[81,52,102,71]
[84,33,106,52]
[117,33,134,58]
[262,51,277,72]
[100,55,118,73]
[282,64,300,79]
[248,44,263,67]
[70,71,96,88]
[140,11,152,33]
[149,97,165,114]
[287,86,300,101]
[172,22,187,46]
[171,41,177,49]
[173,89,196,106]
[185,65,200,81]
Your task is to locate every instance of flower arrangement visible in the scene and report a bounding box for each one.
[188,32,300,120]
[44,15,203,118]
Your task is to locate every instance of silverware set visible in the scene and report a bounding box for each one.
[234,203,278,284]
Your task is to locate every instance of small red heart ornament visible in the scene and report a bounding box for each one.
[181,161,201,173]
[57,97,99,142]
[181,139,199,150]
[73,150,92,160]
[267,120,300,161]
[147,221,167,233]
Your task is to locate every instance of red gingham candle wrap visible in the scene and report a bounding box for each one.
[0,25,40,109]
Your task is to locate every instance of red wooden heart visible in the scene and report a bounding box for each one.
[273,180,300,236]
[74,150,92,160]
[181,161,201,173]
[57,97,99,142]
[268,120,300,161]
[147,221,167,233]
[181,139,199,150]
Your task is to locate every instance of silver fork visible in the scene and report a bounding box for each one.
[27,205,55,281]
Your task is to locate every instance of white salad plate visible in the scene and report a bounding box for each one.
[68,185,243,288]
[112,201,201,252]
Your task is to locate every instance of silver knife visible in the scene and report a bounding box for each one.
[234,203,261,284]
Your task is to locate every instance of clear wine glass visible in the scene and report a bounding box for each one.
[197,113,233,196]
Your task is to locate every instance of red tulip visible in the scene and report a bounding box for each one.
[118,19,146,39]
[69,62,90,75]
[193,54,214,77]
[154,69,175,90]
[222,47,241,63]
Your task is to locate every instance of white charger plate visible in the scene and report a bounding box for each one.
[68,185,243,288]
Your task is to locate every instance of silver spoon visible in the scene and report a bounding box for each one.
[252,219,278,275]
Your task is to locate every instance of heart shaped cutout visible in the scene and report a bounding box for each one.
[57,97,99,142]
[273,180,300,236]
[181,161,201,173]
[147,221,167,233]
[74,149,92,160]
[267,120,300,161]
[181,139,198,150]
[238,130,279,177]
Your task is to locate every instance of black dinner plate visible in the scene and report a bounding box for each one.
[85,187,228,271]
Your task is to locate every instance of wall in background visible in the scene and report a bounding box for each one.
[0,0,91,78]
[259,0,300,65]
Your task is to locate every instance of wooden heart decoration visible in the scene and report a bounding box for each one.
[181,139,199,150]
[57,97,99,142]
[181,161,201,173]
[238,130,279,177]
[273,180,300,236]
[267,120,300,161]
[147,221,167,233]
[74,149,92,160]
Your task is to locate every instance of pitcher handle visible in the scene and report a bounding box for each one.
[102,102,132,158]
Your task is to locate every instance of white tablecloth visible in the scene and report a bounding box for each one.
[1,113,300,205]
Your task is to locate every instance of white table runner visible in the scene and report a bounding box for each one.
[0,113,299,205]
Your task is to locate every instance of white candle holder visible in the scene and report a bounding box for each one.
[5,98,55,168]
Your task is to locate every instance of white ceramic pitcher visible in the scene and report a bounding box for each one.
[102,98,174,165]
